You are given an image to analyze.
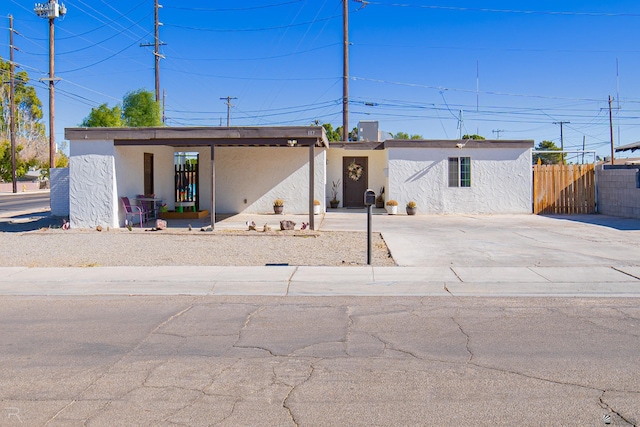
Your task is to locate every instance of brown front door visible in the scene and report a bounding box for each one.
[144,153,154,195]
[343,157,368,208]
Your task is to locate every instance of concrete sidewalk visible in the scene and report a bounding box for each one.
[2,202,640,296]
[1,265,639,297]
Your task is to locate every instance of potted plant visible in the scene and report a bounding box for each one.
[375,186,385,208]
[313,199,321,215]
[386,199,398,215]
[329,179,341,208]
[406,201,417,215]
[273,198,284,214]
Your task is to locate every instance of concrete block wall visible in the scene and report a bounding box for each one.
[50,168,70,217]
[596,167,640,219]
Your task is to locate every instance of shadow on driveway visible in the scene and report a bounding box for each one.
[543,214,640,231]
[0,212,63,232]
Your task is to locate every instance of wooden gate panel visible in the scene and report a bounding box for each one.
[533,164,595,214]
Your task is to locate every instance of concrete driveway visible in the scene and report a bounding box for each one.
[318,211,640,268]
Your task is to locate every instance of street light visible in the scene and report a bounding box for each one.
[34,1,66,169]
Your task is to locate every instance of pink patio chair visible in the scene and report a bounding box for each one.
[121,196,148,227]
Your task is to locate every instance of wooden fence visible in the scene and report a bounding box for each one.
[532,164,595,214]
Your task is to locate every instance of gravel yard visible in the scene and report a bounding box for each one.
[0,228,395,267]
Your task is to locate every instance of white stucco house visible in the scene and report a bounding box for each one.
[60,125,534,229]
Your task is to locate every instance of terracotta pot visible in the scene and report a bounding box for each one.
[274,206,283,214]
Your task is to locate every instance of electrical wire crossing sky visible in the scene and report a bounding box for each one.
[3,0,640,160]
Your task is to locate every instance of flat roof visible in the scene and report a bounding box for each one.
[615,141,640,153]
[383,139,535,149]
[65,126,329,148]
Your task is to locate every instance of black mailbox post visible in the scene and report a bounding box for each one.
[364,189,375,265]
[364,189,376,206]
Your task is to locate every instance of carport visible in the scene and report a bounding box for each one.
[64,126,329,229]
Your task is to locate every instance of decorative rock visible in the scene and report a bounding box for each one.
[155,219,167,230]
[262,223,271,232]
[280,220,296,231]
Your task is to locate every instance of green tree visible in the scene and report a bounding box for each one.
[394,132,423,140]
[322,123,341,142]
[533,140,565,165]
[80,103,122,127]
[0,141,28,181]
[462,134,485,140]
[0,57,48,164]
[122,89,161,127]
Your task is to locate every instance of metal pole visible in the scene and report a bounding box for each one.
[308,142,315,230]
[210,144,215,229]
[9,15,17,193]
[154,0,160,102]
[342,0,349,141]
[609,95,615,165]
[367,204,372,265]
[553,121,570,165]
[48,15,55,169]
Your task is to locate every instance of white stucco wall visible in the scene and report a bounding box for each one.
[69,141,327,226]
[216,146,326,214]
[387,147,532,214]
[114,145,212,213]
[69,140,118,228]
[326,148,387,206]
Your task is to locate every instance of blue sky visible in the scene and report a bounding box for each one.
[3,0,640,160]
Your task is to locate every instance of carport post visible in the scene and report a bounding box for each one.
[309,141,315,230]
[210,144,215,229]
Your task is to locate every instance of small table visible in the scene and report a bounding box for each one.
[175,201,195,213]
[135,197,163,219]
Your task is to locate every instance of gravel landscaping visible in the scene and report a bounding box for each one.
[0,228,395,267]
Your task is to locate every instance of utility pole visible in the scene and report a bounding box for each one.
[162,89,166,123]
[34,0,66,169]
[342,0,349,141]
[9,16,17,193]
[140,0,166,104]
[492,129,505,140]
[220,97,237,127]
[552,121,569,165]
[609,95,615,165]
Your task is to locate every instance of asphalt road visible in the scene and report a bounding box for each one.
[1,296,638,426]
[0,191,55,232]
[0,191,50,215]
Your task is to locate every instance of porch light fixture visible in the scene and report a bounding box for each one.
[287,139,297,147]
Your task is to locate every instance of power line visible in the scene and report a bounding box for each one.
[220,96,237,126]
[163,1,304,12]
[364,2,640,17]
[163,14,341,32]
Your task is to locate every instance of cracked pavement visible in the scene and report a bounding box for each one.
[1,296,639,426]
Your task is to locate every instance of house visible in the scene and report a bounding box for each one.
[59,124,534,229]
[383,138,534,214]
[61,126,328,229]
